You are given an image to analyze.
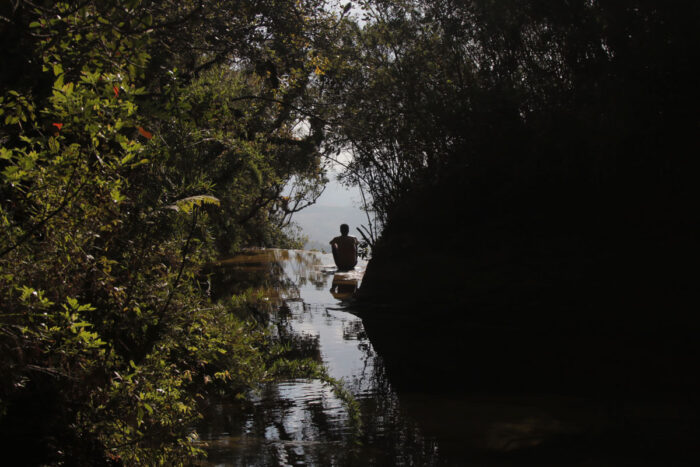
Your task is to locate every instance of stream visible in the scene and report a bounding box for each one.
[196,249,698,466]
[198,249,438,465]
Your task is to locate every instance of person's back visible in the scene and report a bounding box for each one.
[330,224,358,270]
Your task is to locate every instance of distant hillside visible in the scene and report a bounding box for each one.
[304,239,330,252]
[293,204,367,248]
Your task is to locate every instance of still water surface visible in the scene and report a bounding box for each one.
[198,249,695,466]
[199,249,439,465]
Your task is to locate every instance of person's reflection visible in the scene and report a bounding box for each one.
[330,275,358,300]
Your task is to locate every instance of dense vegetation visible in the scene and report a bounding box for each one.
[0,0,352,463]
[2,0,698,463]
[334,0,698,323]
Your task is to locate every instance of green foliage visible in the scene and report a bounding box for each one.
[329,1,698,318]
[80,301,274,464]
[332,0,699,229]
[0,0,349,463]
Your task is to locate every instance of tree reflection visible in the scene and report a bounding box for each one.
[199,249,439,465]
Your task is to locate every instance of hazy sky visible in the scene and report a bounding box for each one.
[291,171,368,251]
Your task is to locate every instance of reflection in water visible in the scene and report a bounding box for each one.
[200,249,699,466]
[329,270,361,301]
[199,250,438,466]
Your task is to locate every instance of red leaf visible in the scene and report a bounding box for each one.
[52,123,63,130]
[137,127,153,139]
[113,86,119,98]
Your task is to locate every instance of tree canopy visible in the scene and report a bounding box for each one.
[2,0,699,462]
[331,0,699,320]
[0,0,352,463]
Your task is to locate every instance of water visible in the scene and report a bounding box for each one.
[199,249,700,466]
[199,249,438,466]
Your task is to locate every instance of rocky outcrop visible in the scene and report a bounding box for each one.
[358,178,696,329]
[355,181,699,398]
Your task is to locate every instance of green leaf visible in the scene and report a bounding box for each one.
[66,297,79,310]
[166,195,220,213]
[54,74,64,90]
[48,137,59,153]
[120,152,135,165]
[110,187,126,203]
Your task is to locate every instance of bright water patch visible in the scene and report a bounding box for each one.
[198,250,437,466]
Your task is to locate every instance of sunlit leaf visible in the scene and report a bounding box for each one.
[166,195,221,213]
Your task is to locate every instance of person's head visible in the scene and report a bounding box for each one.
[340,224,349,236]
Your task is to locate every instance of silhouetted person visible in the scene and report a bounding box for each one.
[330,224,358,270]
